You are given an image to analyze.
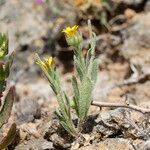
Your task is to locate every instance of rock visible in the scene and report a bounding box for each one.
[15,98,41,124]
[43,119,73,149]
[93,109,127,138]
[79,138,135,150]
[145,0,150,12]
[121,12,150,74]
[0,0,48,52]
[19,122,41,139]
[92,108,146,139]
[0,0,76,53]
[15,138,53,150]
[112,0,144,5]
[134,139,150,150]
[124,8,136,19]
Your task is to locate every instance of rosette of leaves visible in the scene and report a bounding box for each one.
[0,33,16,149]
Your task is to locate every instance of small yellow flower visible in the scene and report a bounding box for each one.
[62,25,79,37]
[35,54,53,71]
[44,57,53,66]
[62,25,83,46]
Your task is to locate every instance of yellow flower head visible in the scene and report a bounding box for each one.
[62,25,79,37]
[35,54,53,71]
[44,57,53,66]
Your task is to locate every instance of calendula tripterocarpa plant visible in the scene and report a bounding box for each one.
[0,33,16,149]
[35,21,98,137]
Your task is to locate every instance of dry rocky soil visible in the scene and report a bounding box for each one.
[0,0,150,149]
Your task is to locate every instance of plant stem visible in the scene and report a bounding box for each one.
[77,118,83,133]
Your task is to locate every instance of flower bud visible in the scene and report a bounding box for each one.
[66,33,83,47]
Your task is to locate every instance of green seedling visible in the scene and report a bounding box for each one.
[36,21,98,136]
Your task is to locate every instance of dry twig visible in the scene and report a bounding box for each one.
[92,101,150,114]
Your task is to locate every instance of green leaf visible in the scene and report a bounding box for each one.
[0,87,14,128]
[0,33,8,59]
[70,97,76,109]
[56,92,71,120]
[55,109,64,121]
[78,77,93,120]
[64,92,71,118]
[56,109,77,137]
[60,121,76,137]
[72,76,79,100]
[50,82,57,95]
[91,59,98,85]
[56,93,67,115]
[0,123,16,149]
[71,76,79,114]
[0,63,5,80]
[74,56,84,81]
[54,70,61,86]
[85,48,92,66]
[0,80,6,92]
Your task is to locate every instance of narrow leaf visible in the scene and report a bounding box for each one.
[64,92,71,118]
[71,76,79,114]
[74,56,84,81]
[60,121,76,137]
[56,93,69,120]
[0,87,14,128]
[55,109,63,121]
[0,123,16,149]
[85,48,92,66]
[78,77,92,120]
[91,60,98,85]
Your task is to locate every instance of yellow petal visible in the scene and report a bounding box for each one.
[62,25,79,37]
[44,57,53,66]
